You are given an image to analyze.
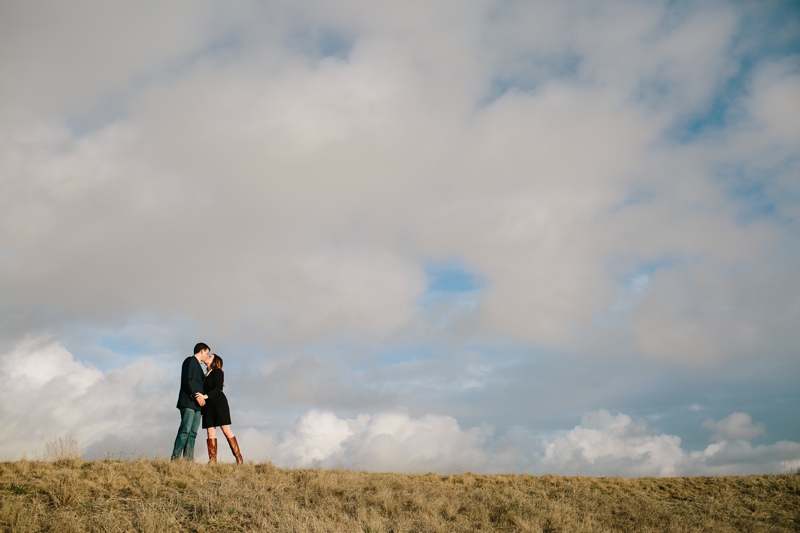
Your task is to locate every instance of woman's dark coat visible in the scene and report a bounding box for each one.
[202,368,232,428]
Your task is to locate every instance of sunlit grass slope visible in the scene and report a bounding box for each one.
[1,459,798,532]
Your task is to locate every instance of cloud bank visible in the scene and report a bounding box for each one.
[1,0,798,361]
[3,341,798,476]
[258,408,800,477]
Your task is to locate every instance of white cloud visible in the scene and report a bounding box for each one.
[749,61,800,143]
[0,339,176,461]
[702,412,766,442]
[275,410,354,465]
[538,411,685,476]
[241,407,800,477]
[529,410,800,476]
[0,0,219,127]
[687,439,800,475]
[269,409,492,473]
[7,339,102,392]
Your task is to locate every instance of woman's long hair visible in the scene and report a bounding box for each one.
[209,353,223,371]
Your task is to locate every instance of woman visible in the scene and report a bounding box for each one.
[195,354,243,464]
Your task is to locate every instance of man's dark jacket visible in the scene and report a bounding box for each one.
[176,356,205,410]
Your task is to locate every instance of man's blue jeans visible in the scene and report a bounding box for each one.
[171,407,202,461]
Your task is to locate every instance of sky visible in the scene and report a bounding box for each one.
[1,0,799,476]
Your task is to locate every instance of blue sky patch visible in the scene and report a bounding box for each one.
[667,3,800,143]
[66,96,127,137]
[715,161,798,226]
[424,260,485,293]
[480,50,582,107]
[286,26,354,61]
[317,28,353,60]
[607,257,684,314]
[417,261,486,320]
[608,188,656,214]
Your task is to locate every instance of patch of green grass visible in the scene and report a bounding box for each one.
[5,483,27,495]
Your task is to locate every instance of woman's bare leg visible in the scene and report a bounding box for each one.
[207,427,216,439]
[220,425,234,439]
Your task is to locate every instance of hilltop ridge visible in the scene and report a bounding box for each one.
[1,459,798,532]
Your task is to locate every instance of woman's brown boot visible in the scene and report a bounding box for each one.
[226,435,243,464]
[207,438,217,463]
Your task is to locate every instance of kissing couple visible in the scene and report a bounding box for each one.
[170,342,244,464]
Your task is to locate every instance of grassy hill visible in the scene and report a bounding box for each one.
[1,458,798,532]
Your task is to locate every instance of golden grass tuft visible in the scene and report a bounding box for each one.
[0,459,798,532]
[42,437,81,465]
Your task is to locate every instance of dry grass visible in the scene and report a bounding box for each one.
[41,437,81,464]
[1,459,798,532]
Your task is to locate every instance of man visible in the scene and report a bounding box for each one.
[171,342,210,461]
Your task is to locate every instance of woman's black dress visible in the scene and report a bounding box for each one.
[202,368,232,428]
